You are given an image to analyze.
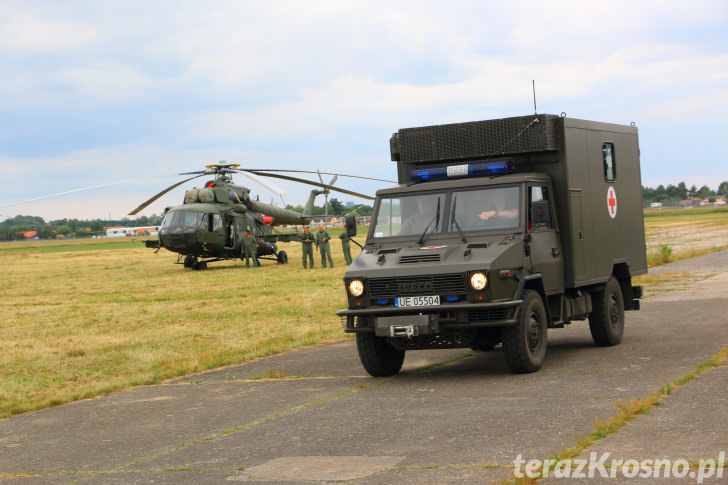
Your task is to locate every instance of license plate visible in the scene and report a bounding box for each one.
[395,295,440,308]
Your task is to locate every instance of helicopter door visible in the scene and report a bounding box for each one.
[209,213,224,245]
[224,217,235,249]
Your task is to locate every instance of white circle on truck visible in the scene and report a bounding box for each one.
[607,186,618,218]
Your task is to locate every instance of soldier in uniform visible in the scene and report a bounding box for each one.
[241,229,259,268]
[300,226,315,269]
[339,231,352,265]
[316,223,334,268]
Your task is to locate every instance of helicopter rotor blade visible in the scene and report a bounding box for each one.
[128,174,205,215]
[243,169,395,184]
[247,171,374,200]
[234,170,289,196]
[0,174,180,211]
[0,179,140,210]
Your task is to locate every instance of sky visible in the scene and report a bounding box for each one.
[1,0,727,222]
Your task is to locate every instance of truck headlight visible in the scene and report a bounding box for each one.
[348,279,365,297]
[470,272,487,291]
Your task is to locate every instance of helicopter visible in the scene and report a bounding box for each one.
[130,163,385,270]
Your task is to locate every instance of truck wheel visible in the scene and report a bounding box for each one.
[502,290,548,373]
[589,276,624,346]
[356,332,405,377]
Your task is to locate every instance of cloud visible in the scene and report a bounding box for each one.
[1,0,727,220]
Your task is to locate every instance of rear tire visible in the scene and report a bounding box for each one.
[589,276,624,346]
[356,332,405,377]
[502,290,548,373]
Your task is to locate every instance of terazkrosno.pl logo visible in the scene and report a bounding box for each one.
[513,452,725,483]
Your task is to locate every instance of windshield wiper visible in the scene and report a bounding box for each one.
[450,196,467,243]
[418,197,440,246]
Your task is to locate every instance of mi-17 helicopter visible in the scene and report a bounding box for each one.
[130,163,385,270]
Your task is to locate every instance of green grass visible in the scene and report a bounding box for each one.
[643,204,728,225]
[0,234,362,418]
[0,237,155,253]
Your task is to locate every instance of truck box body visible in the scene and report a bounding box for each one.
[390,114,647,287]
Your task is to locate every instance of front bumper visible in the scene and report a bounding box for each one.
[337,299,522,334]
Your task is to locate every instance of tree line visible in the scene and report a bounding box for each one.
[1,198,373,241]
[0,214,165,241]
[642,181,728,205]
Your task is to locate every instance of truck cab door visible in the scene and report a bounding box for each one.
[527,184,564,294]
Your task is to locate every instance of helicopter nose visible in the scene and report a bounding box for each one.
[160,226,197,250]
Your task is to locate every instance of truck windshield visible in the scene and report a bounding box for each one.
[371,186,521,239]
[449,186,520,231]
[372,193,444,238]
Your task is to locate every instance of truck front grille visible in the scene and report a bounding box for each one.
[367,273,465,298]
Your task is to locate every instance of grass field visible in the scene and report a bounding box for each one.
[0,232,358,418]
[2,207,728,419]
[643,205,728,265]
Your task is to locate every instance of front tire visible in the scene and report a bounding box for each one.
[356,332,405,377]
[502,290,548,373]
[183,255,195,268]
[589,276,624,346]
[277,250,288,264]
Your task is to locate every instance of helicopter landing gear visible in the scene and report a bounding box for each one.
[276,250,288,264]
[183,255,208,270]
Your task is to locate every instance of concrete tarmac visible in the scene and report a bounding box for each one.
[1,251,728,484]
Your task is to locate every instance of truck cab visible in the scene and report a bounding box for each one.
[338,114,647,376]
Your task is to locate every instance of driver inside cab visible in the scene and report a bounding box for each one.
[478,189,518,223]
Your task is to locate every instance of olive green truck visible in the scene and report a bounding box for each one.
[337,114,647,376]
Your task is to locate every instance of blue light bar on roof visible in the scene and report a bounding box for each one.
[411,159,514,182]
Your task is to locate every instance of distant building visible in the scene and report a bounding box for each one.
[105,226,159,237]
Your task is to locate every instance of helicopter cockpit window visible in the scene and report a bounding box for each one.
[162,211,208,229]
[184,212,199,227]
[161,212,177,228]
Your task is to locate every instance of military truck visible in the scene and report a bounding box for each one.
[337,113,647,376]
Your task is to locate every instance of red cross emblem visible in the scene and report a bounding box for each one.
[607,186,617,219]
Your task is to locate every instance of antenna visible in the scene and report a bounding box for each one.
[532,80,537,114]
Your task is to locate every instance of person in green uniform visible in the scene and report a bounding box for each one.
[316,223,334,268]
[241,229,259,268]
[339,231,352,265]
[300,226,315,269]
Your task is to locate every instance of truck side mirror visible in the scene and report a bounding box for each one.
[531,200,552,227]
[345,216,357,237]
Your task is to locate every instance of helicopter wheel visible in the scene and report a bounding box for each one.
[183,255,195,268]
[195,261,208,271]
[277,250,288,264]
